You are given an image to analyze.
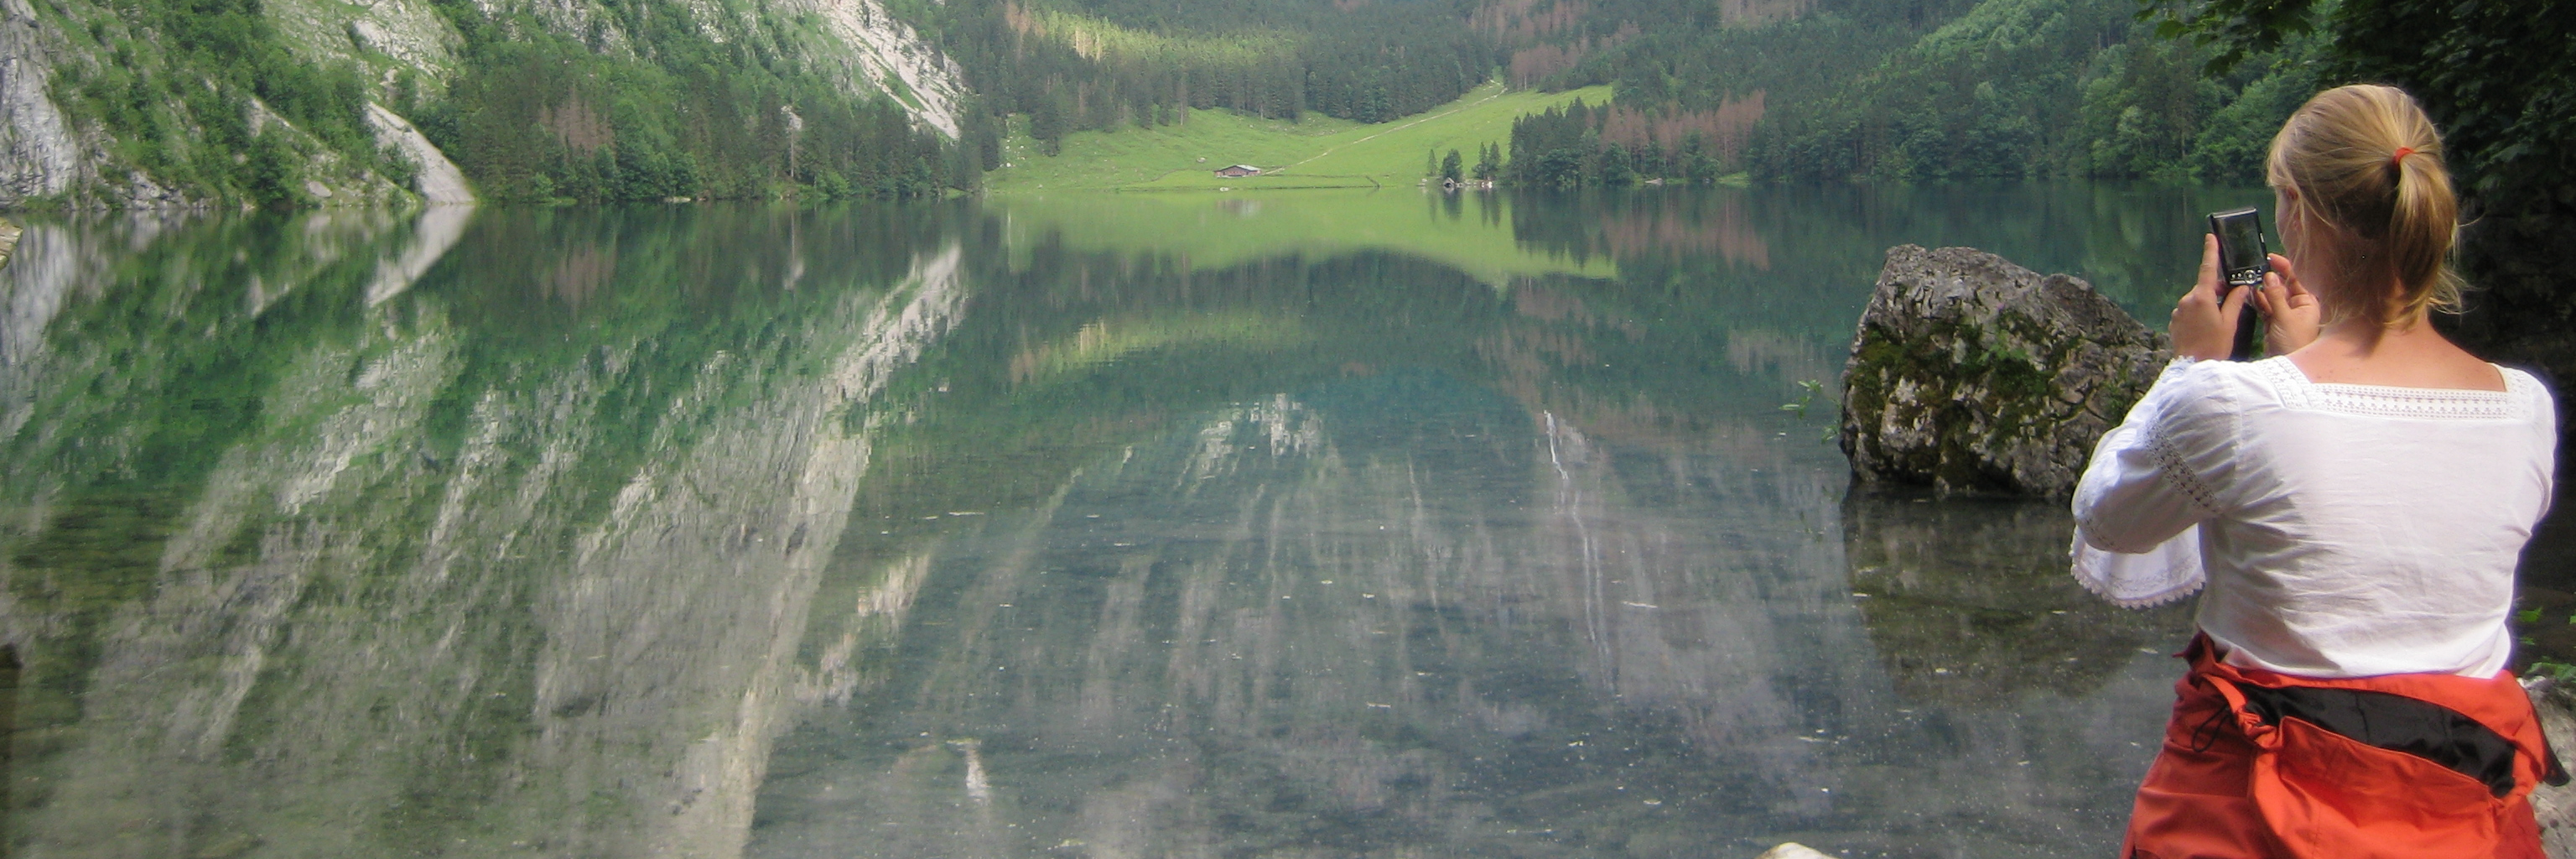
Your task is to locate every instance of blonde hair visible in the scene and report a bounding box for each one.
[2264,84,2463,325]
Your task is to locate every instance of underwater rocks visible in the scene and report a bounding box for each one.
[0,217,17,270]
[1839,245,2168,497]
[1841,492,2193,705]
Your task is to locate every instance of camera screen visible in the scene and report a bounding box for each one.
[2215,211,2264,274]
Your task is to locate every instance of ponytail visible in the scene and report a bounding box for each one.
[2264,84,2463,325]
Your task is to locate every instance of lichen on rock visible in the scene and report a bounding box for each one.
[1839,244,2168,497]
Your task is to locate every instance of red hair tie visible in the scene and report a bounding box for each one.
[2391,146,2415,167]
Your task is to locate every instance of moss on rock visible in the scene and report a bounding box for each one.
[1839,245,2168,497]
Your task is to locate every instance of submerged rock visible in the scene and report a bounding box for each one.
[1841,492,2193,705]
[0,217,18,270]
[1839,245,2168,497]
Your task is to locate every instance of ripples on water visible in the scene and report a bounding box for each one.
[0,185,2265,858]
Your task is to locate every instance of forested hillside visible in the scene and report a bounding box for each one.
[1745,0,2318,181]
[7,0,2543,208]
[2,0,984,207]
[1471,0,2314,185]
[918,0,2319,189]
[897,0,1493,155]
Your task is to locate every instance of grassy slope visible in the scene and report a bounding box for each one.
[989,82,1617,192]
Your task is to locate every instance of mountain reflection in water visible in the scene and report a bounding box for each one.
[0,187,2239,858]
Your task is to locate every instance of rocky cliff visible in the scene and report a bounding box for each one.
[0,0,965,208]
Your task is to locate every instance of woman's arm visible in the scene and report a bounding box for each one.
[2067,361,2243,607]
[2072,362,2231,552]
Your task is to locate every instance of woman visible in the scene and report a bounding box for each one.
[2071,83,2563,859]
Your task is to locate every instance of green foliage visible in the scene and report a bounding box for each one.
[1783,379,1841,442]
[2137,0,2574,200]
[1499,97,1698,188]
[1590,0,1971,112]
[1504,99,1602,187]
[41,0,978,206]
[409,0,965,202]
[2136,0,2313,73]
[40,0,387,205]
[902,0,1491,149]
[1748,0,2319,182]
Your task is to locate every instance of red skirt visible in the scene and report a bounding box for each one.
[2122,636,2562,859]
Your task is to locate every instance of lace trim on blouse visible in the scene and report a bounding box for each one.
[2143,430,2222,516]
[2251,357,2529,420]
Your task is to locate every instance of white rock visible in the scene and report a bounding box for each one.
[0,0,85,205]
[1756,844,1834,859]
[366,102,475,205]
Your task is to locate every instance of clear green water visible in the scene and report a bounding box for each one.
[0,185,2264,858]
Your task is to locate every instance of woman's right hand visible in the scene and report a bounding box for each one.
[2256,252,2322,355]
[2171,234,2252,362]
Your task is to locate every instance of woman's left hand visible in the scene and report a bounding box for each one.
[2171,234,2253,362]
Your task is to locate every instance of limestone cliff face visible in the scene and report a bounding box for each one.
[755,0,969,137]
[0,0,963,208]
[0,0,92,204]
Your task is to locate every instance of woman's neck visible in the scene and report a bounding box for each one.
[2288,315,2504,391]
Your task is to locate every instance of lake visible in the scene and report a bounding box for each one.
[0,185,2264,858]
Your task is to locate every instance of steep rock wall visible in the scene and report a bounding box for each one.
[0,0,90,203]
[0,0,965,209]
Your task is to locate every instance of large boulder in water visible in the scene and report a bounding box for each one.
[1839,245,2168,497]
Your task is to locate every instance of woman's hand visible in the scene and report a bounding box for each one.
[2171,234,2254,362]
[2255,252,2322,355]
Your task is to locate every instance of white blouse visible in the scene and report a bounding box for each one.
[2070,357,2558,678]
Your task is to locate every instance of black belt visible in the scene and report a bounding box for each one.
[2230,683,2570,799]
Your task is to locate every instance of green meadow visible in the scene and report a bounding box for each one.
[988,83,1616,193]
[988,190,1618,286]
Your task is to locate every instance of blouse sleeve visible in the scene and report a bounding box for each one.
[2068,359,2241,608]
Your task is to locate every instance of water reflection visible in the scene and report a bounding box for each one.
[1842,492,2193,705]
[0,186,2231,858]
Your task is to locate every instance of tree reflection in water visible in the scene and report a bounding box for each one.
[0,187,2252,858]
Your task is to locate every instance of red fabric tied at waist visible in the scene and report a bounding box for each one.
[2123,634,2558,859]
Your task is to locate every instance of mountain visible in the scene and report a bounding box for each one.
[0,0,979,207]
[0,0,2365,207]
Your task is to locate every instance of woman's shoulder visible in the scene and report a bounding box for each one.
[2500,366,2559,430]
[2125,359,2267,443]
[2499,365,2555,404]
[2147,357,2294,412]
[2153,356,2297,387]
